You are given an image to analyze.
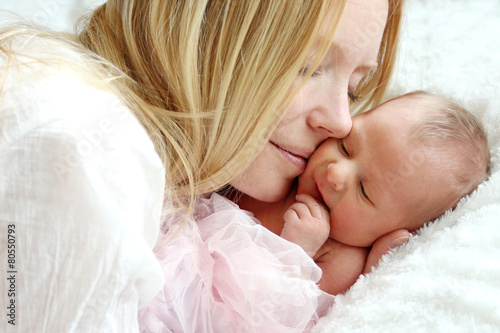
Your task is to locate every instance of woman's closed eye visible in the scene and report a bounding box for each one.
[299,67,321,78]
[348,90,360,102]
[339,139,349,156]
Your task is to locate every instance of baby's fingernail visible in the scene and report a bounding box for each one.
[389,235,410,249]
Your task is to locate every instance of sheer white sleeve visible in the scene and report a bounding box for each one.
[0,54,165,332]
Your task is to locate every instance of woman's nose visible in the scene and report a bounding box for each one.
[307,90,353,138]
[326,162,350,192]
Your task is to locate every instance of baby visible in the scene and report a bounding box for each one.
[245,91,490,295]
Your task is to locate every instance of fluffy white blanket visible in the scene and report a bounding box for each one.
[315,1,500,332]
[2,1,499,332]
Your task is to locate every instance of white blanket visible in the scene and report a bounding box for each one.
[2,1,499,332]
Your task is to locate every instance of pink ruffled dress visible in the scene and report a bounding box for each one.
[138,194,334,332]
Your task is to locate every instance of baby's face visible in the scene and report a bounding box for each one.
[297,98,448,247]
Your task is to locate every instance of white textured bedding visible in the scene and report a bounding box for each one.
[0,0,104,31]
[2,1,499,332]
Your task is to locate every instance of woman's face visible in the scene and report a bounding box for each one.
[231,0,389,202]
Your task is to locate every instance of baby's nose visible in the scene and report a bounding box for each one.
[326,162,347,192]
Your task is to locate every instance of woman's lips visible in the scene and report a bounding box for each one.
[271,142,308,172]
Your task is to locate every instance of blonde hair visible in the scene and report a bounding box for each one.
[75,1,349,211]
[2,1,405,216]
[76,0,405,211]
[404,91,490,221]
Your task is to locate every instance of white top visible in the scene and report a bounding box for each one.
[0,36,165,332]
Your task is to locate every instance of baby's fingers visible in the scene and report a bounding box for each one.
[285,201,312,222]
[295,193,328,221]
[283,208,300,227]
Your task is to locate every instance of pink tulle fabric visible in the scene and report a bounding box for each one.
[138,194,334,333]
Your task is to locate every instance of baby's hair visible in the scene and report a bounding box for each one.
[403,91,490,217]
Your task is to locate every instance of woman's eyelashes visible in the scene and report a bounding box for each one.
[348,90,360,102]
[339,139,350,156]
[298,66,321,77]
[298,68,359,102]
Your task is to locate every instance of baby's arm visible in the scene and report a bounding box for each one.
[281,194,330,257]
[280,193,369,295]
[313,239,369,295]
[315,231,411,295]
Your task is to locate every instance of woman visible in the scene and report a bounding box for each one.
[0,0,404,331]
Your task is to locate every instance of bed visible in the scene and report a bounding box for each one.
[2,1,499,332]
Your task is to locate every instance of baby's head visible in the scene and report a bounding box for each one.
[298,91,490,247]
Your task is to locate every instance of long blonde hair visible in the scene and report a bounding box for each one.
[75,1,338,209]
[1,1,403,215]
[77,0,404,210]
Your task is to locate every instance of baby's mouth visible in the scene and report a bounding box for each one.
[297,172,326,206]
[312,172,329,206]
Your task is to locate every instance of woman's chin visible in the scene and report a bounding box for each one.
[251,186,291,203]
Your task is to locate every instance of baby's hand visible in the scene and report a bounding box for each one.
[281,194,330,257]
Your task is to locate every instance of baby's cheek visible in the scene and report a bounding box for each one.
[329,202,365,245]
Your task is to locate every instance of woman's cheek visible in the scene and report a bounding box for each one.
[231,144,297,202]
